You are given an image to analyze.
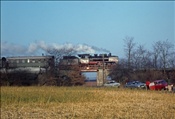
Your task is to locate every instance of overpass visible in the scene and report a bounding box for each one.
[59,53,118,86]
[80,64,112,86]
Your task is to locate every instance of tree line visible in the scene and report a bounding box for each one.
[110,36,175,84]
[122,36,174,71]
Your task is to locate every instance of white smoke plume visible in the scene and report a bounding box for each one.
[91,45,110,53]
[1,41,28,56]
[1,41,110,56]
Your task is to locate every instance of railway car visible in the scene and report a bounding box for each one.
[0,56,54,73]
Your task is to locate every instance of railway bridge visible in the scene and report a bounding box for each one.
[80,64,113,86]
[59,53,118,86]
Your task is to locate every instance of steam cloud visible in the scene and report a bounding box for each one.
[1,41,110,56]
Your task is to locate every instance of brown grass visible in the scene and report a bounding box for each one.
[1,86,175,119]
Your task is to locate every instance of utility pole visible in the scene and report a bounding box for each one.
[102,54,105,85]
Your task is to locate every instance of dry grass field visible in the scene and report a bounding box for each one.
[1,86,175,119]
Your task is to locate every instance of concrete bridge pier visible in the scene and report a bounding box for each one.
[97,69,110,86]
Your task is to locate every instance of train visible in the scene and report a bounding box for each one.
[58,53,118,71]
[59,53,118,65]
[0,53,118,72]
[79,53,118,64]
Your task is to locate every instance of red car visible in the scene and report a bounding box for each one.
[149,80,168,90]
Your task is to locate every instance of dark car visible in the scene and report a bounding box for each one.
[149,80,168,90]
[125,80,146,89]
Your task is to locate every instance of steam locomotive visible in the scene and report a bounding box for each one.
[59,53,118,71]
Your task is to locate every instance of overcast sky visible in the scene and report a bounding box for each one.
[1,1,175,58]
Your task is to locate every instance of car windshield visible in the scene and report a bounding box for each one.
[126,82,132,84]
[126,81,143,85]
[154,80,166,84]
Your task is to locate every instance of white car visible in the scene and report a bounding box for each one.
[104,80,120,87]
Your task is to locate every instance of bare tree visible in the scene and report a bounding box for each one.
[134,45,144,69]
[168,50,175,69]
[57,65,85,86]
[47,47,77,65]
[144,51,153,69]
[123,36,136,70]
[110,58,131,84]
[159,40,174,74]
[133,45,151,70]
[152,41,162,69]
[46,47,86,86]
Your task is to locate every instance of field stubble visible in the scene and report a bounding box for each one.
[1,86,175,119]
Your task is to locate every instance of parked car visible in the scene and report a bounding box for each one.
[125,80,146,89]
[149,79,168,90]
[104,80,120,87]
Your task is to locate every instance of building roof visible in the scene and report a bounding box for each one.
[6,56,54,60]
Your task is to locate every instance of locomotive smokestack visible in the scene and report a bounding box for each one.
[108,53,111,56]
